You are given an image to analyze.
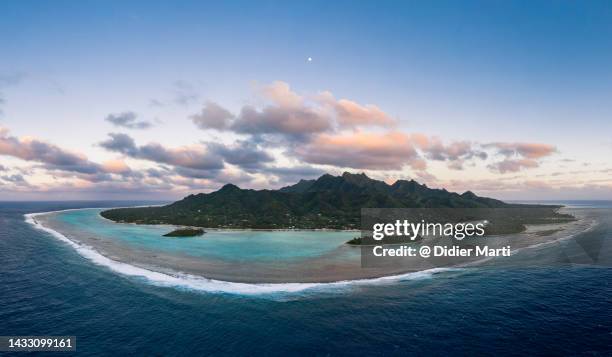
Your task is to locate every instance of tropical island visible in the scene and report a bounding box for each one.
[100,172,573,243]
[163,228,205,237]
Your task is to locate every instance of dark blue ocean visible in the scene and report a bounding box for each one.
[1,201,611,356]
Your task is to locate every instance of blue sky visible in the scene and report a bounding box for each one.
[1,0,612,200]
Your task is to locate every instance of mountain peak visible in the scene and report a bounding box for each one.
[341,171,369,179]
[340,172,379,186]
[461,191,477,199]
[220,183,240,191]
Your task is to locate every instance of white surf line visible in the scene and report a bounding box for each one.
[510,217,598,254]
[24,209,454,296]
[456,214,599,268]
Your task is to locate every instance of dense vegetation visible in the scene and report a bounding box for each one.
[101,172,571,231]
[163,228,205,237]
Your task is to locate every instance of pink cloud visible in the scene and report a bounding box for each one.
[483,142,557,173]
[190,101,234,130]
[261,81,303,108]
[294,131,424,170]
[190,81,397,139]
[487,142,557,159]
[0,126,102,174]
[232,105,331,136]
[488,158,540,173]
[102,159,131,174]
[333,99,395,127]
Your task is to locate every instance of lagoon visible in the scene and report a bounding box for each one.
[30,205,597,285]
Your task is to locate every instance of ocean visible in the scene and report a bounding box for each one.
[1,201,611,356]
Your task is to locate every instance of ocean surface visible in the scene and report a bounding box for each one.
[1,201,612,356]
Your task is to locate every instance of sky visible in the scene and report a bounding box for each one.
[1,0,612,200]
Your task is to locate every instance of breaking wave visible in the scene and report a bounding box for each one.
[25,210,454,296]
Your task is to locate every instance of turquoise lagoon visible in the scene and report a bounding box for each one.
[54,208,357,263]
[35,208,382,284]
[32,206,599,288]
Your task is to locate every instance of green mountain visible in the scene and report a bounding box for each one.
[101,172,516,229]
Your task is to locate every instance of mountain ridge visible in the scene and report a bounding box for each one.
[101,172,512,229]
[100,172,519,229]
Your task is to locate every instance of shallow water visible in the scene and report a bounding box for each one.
[34,208,376,283]
[54,208,357,262]
[32,205,597,284]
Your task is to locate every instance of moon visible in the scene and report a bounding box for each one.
[307,57,313,62]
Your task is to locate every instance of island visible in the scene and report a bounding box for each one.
[163,228,205,237]
[100,172,573,241]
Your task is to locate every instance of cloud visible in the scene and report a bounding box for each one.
[98,132,277,179]
[190,101,234,130]
[293,131,424,170]
[335,99,393,127]
[488,159,539,173]
[95,131,317,187]
[171,167,220,179]
[231,104,331,137]
[189,81,396,140]
[99,133,224,172]
[137,144,220,171]
[317,90,395,128]
[0,126,103,174]
[420,139,475,161]
[101,159,132,174]
[3,177,182,201]
[1,173,30,187]
[440,176,612,200]
[105,111,153,129]
[261,81,303,108]
[413,136,487,170]
[207,140,274,170]
[230,82,332,137]
[189,82,510,174]
[486,142,557,159]
[98,133,138,155]
[185,82,557,174]
[263,165,326,186]
[2,79,567,198]
[264,165,325,178]
[484,142,557,173]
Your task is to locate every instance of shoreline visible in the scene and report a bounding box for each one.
[25,209,453,293]
[24,207,595,293]
[95,205,361,233]
[100,214,362,233]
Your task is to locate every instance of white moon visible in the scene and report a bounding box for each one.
[307,57,313,62]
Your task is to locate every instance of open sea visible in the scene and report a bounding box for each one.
[1,201,611,356]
